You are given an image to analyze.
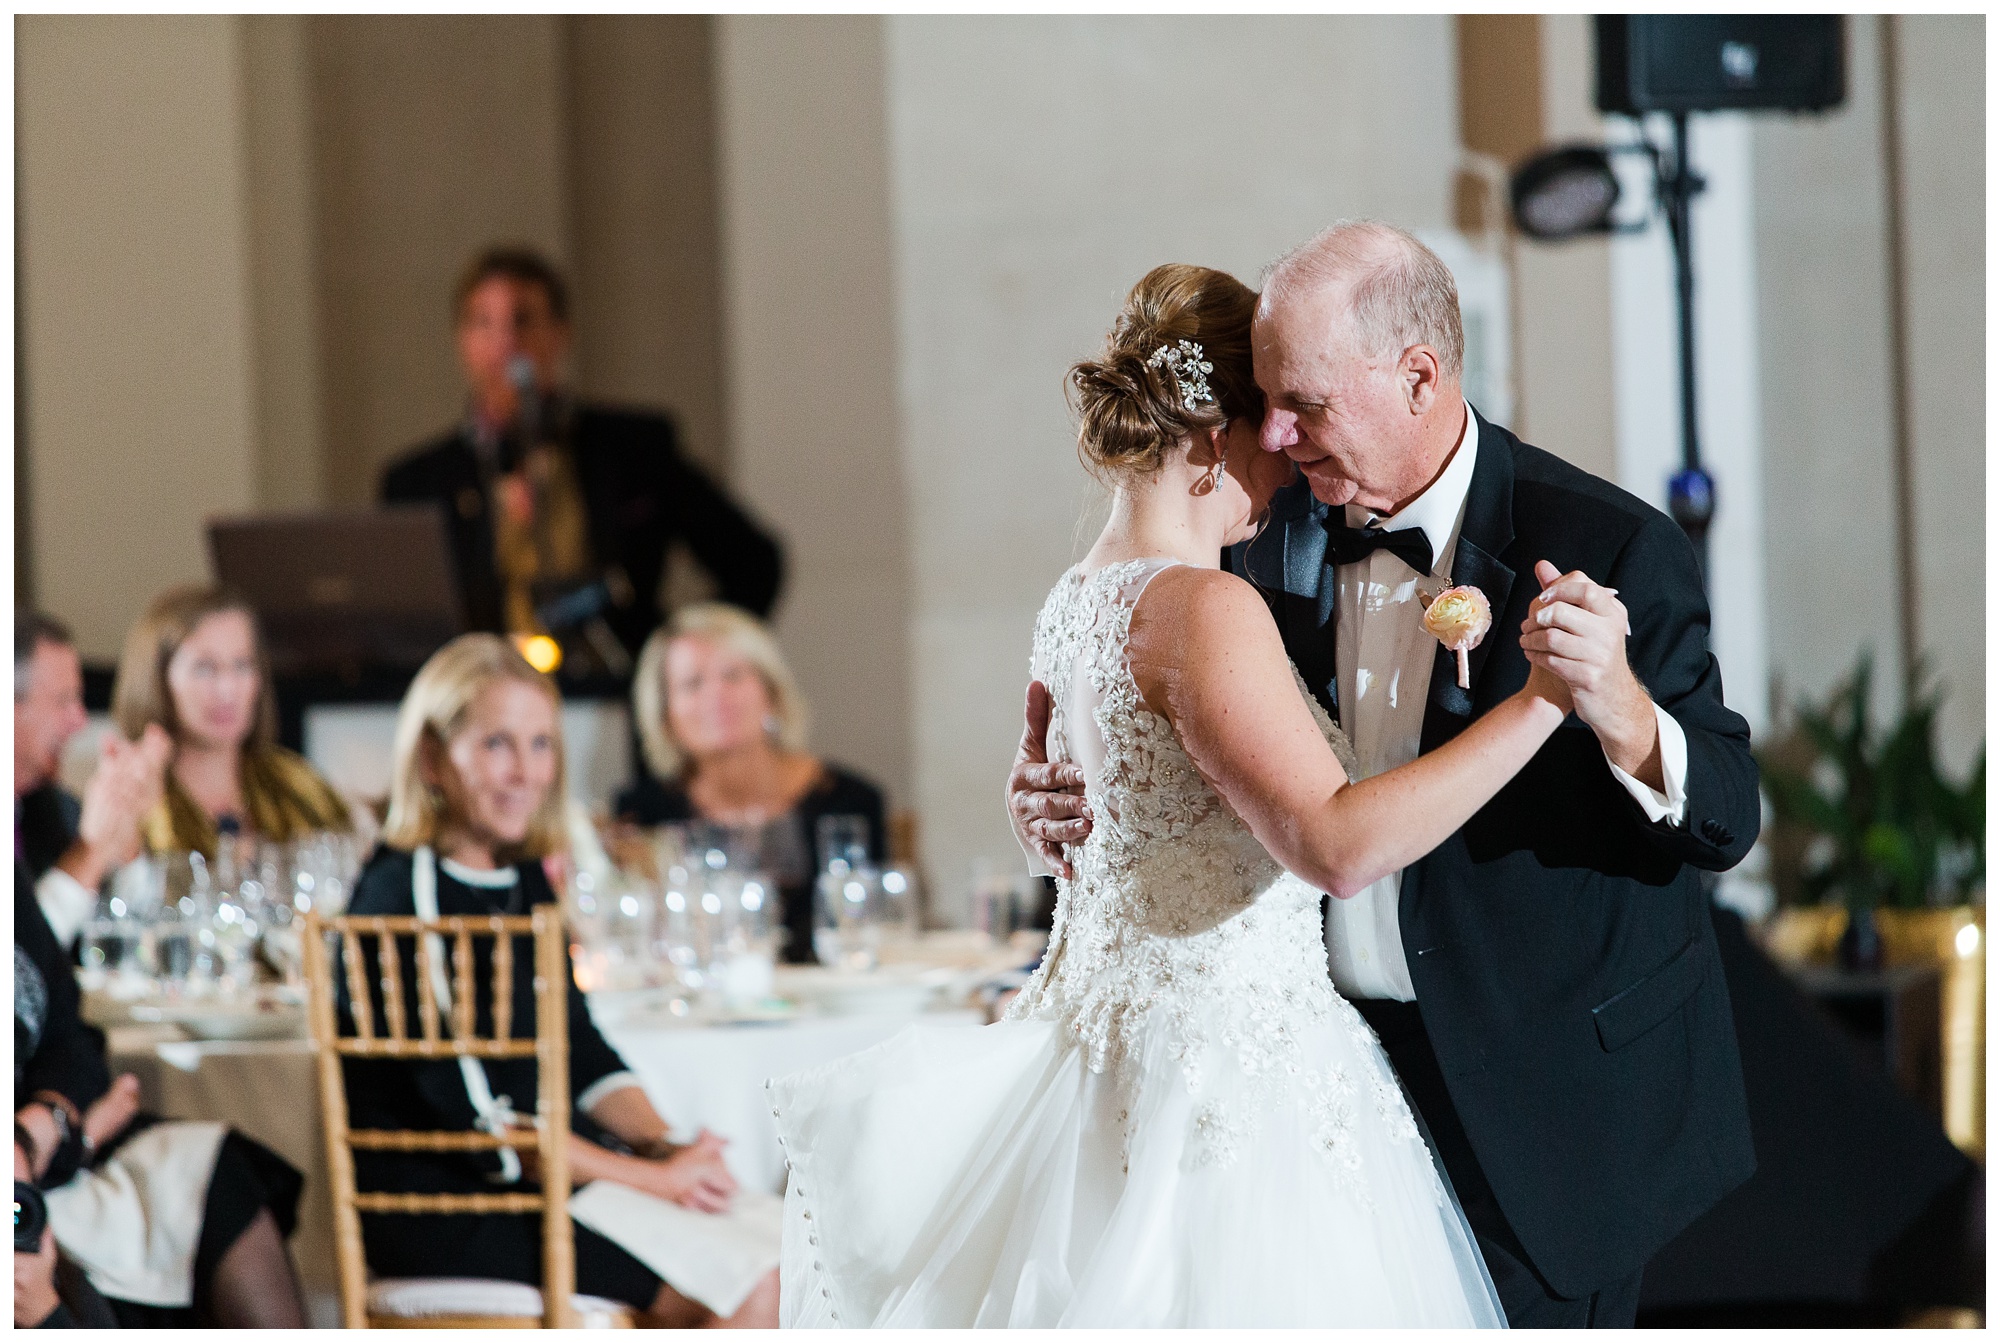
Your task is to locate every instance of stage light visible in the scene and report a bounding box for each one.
[516,633,563,674]
[1509,146,1623,240]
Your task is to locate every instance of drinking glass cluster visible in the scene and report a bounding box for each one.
[568,823,780,1009]
[78,832,362,998]
[812,815,919,973]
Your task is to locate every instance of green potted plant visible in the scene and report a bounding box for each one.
[1758,652,1985,970]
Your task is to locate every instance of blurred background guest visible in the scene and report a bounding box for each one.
[16,834,307,1326]
[110,585,363,859]
[617,604,886,964]
[380,247,784,666]
[15,610,172,948]
[344,634,779,1327]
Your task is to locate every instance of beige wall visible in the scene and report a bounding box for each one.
[1752,14,1984,769]
[307,15,572,505]
[18,15,260,659]
[1510,14,1618,480]
[241,14,325,513]
[1894,14,1984,770]
[567,16,730,477]
[713,15,913,829]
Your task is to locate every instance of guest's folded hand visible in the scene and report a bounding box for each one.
[648,1129,736,1214]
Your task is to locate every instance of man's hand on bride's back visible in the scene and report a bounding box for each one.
[1008,680,1092,880]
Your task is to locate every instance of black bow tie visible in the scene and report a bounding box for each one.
[1325,517,1434,575]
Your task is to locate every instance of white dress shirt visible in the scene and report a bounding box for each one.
[1324,402,1689,1002]
[36,865,98,950]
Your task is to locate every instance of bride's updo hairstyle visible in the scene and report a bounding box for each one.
[1069,264,1262,480]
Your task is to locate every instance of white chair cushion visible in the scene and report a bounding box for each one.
[368,1277,629,1325]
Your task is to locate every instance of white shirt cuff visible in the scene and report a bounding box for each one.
[1605,703,1688,826]
[37,867,98,950]
[576,1070,645,1116]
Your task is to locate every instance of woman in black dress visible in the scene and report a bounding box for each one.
[616,603,887,962]
[343,634,779,1327]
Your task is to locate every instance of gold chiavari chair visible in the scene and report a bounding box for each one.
[303,909,631,1328]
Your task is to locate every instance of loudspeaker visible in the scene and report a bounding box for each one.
[1596,16,1846,115]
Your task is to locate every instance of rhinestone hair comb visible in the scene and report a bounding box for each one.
[1146,340,1215,412]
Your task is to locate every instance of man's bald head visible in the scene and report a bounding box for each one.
[1262,221,1464,383]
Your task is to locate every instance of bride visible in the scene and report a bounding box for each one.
[766,264,1572,1327]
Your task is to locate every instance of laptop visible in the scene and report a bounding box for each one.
[208,506,463,673]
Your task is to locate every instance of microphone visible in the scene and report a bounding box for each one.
[506,355,541,466]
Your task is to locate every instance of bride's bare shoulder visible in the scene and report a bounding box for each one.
[1128,566,1287,706]
[1133,565,1275,637]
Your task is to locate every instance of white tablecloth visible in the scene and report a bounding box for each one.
[598,1009,981,1195]
[105,1002,983,1323]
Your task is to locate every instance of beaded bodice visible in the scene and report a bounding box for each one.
[1008,561,1372,1119]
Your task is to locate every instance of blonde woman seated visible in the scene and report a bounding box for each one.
[615,603,886,962]
[111,585,362,857]
[341,634,780,1327]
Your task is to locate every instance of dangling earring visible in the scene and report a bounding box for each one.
[762,712,782,740]
[1205,460,1225,492]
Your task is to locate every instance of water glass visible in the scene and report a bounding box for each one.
[815,814,871,876]
[815,865,883,972]
[78,893,145,991]
[150,892,198,991]
[972,868,1039,943]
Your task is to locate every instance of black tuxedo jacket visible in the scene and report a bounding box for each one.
[1233,411,1758,1296]
[381,403,784,656]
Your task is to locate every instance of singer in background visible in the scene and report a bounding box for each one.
[380,247,784,670]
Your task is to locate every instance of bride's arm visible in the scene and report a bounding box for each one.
[1128,567,1570,899]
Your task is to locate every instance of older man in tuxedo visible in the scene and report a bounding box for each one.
[1010,222,1758,1327]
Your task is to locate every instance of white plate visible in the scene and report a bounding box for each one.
[129,998,306,1041]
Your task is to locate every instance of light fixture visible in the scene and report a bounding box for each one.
[1509,146,1623,240]
[514,633,563,674]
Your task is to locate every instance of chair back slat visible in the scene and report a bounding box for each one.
[414,929,442,1044]
[374,918,408,1041]
[335,1039,538,1059]
[342,929,375,1042]
[304,907,577,1330]
[346,1128,537,1152]
[491,919,514,1043]
[453,927,475,1041]
[350,1191,545,1216]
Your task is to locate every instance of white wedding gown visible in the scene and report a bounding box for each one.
[767,559,1504,1327]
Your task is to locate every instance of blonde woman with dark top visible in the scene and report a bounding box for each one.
[616,603,886,962]
[110,585,357,857]
[342,634,780,1327]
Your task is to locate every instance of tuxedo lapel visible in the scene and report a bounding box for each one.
[1421,413,1516,753]
[1238,479,1342,726]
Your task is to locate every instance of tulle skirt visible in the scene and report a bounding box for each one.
[767,1001,1504,1328]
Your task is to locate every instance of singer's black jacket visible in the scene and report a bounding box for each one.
[1233,410,1758,1297]
[381,403,784,655]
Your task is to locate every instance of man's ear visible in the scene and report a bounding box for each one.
[1402,344,1444,415]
